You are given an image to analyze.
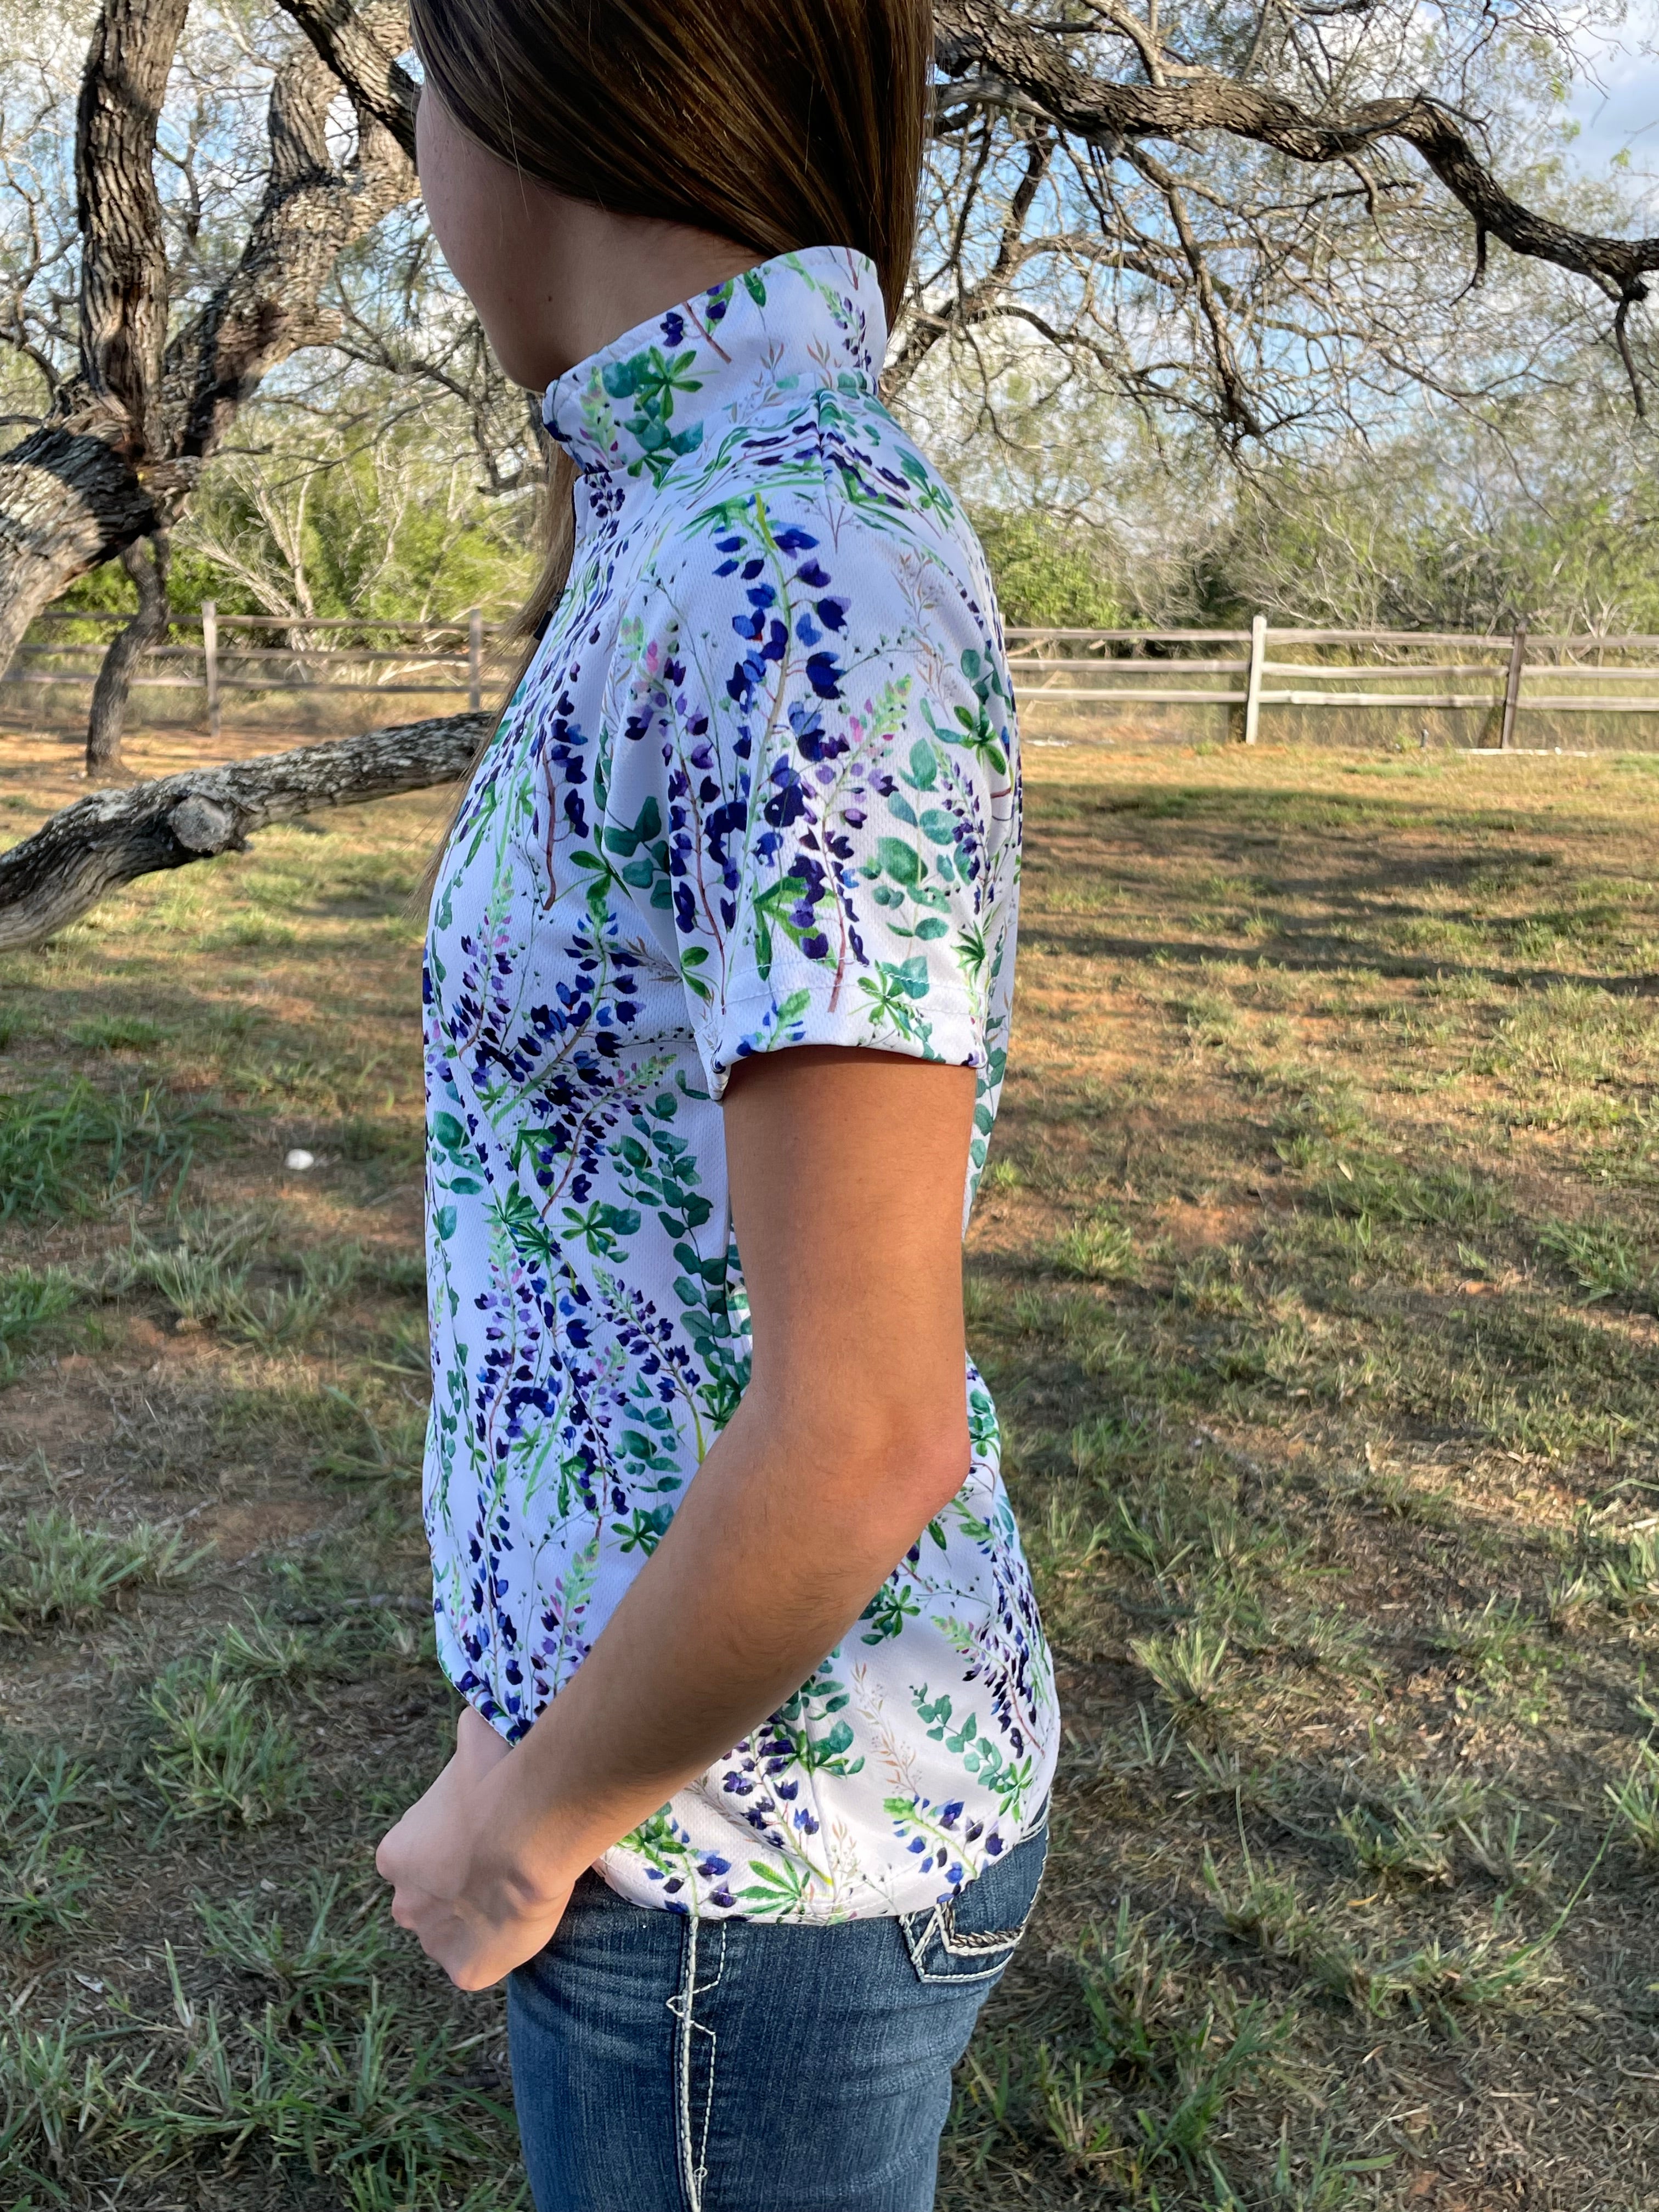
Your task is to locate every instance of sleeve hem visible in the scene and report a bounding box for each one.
[700,985,984,1102]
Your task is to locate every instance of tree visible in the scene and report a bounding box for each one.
[3,0,1658,933]
[907,0,1659,438]
[0,0,420,764]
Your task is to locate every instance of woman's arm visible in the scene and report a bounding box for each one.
[377,1046,977,1986]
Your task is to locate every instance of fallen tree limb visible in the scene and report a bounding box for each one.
[0,710,489,953]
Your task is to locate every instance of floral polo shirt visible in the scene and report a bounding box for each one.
[422,244,1057,1921]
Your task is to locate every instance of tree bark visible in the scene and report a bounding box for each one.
[273,0,418,159]
[0,425,168,674]
[162,12,415,464]
[0,710,489,952]
[85,532,172,775]
[933,0,1659,302]
[76,0,193,460]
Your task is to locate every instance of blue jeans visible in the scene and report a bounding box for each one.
[507,1821,1048,2211]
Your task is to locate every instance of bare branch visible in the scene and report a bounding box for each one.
[888,132,1055,392]
[0,710,488,953]
[934,0,1659,306]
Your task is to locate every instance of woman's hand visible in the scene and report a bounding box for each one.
[376,1705,579,1990]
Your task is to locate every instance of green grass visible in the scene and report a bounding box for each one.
[0,1507,202,1631]
[1051,1214,1142,1282]
[0,1078,200,1218]
[92,1210,369,1351]
[0,1747,97,1938]
[1535,1212,1652,1303]
[144,1658,313,1826]
[1130,1622,1233,1714]
[0,1262,78,1378]
[12,741,1659,2205]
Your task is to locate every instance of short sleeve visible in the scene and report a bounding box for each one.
[601,495,1019,1101]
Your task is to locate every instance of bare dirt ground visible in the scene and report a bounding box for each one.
[5,722,1659,2208]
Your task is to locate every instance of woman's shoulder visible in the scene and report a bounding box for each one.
[634,391,1005,667]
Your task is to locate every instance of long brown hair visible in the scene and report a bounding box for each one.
[413,0,932,869]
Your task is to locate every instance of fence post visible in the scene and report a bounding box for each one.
[202,599,221,743]
[468,606,483,712]
[1242,613,1267,744]
[1499,624,1527,751]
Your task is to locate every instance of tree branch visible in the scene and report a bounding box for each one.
[273,0,420,160]
[888,132,1055,392]
[86,529,171,774]
[0,710,489,952]
[162,5,417,461]
[934,0,1659,304]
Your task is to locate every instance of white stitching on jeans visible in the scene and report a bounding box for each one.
[691,1923,726,2205]
[669,1915,727,2212]
[940,1921,1028,1953]
[670,1915,701,2212]
[899,1904,944,1977]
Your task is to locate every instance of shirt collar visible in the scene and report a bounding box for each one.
[541,245,887,480]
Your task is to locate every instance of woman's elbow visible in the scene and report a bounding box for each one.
[839,1402,972,1527]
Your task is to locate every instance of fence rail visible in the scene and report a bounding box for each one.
[12,607,1659,746]
[8,604,506,736]
[1006,617,1659,741]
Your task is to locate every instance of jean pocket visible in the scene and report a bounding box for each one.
[900,1821,1049,1985]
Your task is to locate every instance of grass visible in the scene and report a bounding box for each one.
[0,1262,78,1379]
[1535,1212,1652,1303]
[0,1747,97,1937]
[12,729,1659,2204]
[0,1077,200,1218]
[144,1658,313,1826]
[0,1506,202,1629]
[1129,1622,1232,1714]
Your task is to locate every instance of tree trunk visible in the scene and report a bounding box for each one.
[0,422,165,676]
[76,0,194,460]
[86,531,172,775]
[0,709,490,952]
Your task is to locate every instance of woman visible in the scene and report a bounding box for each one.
[376,3,1059,2204]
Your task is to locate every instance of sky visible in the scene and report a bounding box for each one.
[1567,2,1659,206]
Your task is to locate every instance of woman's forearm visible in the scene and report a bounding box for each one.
[486,1379,968,1895]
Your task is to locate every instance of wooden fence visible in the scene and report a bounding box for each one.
[12,607,1659,748]
[5,606,509,740]
[1006,619,1659,747]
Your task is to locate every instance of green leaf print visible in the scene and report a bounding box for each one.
[604,797,670,898]
[752,873,812,979]
[561,1199,642,1259]
[494,1183,556,1269]
[914,1688,1032,1818]
[614,1503,675,1555]
[737,1857,811,1918]
[873,837,921,888]
[860,1579,920,1644]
